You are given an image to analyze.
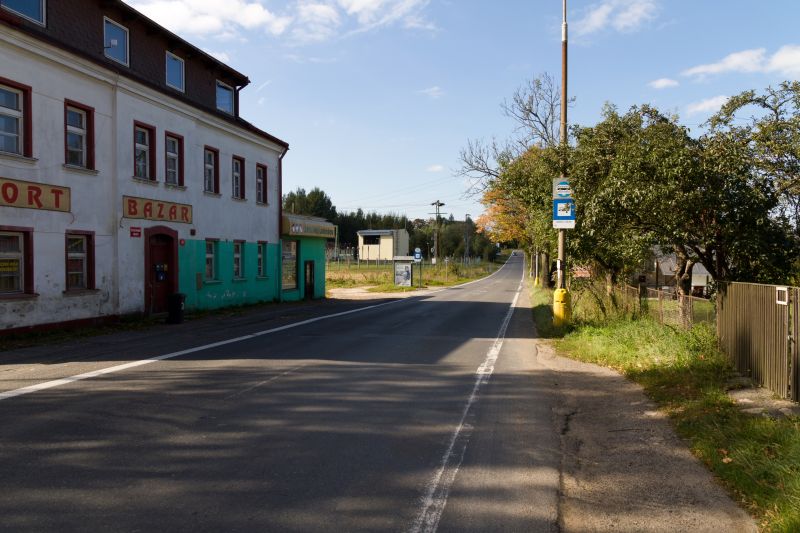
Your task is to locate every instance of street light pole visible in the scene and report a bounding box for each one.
[553,0,572,326]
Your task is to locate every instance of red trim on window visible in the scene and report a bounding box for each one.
[0,225,34,295]
[164,131,184,186]
[133,121,157,180]
[64,230,96,291]
[0,76,33,158]
[232,155,245,199]
[256,163,268,204]
[64,99,96,170]
[204,145,220,193]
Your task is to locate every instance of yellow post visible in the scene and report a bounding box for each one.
[553,287,571,327]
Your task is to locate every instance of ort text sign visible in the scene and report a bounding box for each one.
[0,177,70,212]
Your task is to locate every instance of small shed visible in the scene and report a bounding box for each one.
[281,214,337,301]
[357,229,409,261]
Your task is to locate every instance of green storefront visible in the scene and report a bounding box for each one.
[280,214,336,302]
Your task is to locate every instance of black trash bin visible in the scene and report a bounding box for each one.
[167,293,186,324]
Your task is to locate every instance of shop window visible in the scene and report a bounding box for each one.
[205,239,217,280]
[204,146,219,193]
[0,78,31,157]
[64,100,94,169]
[103,17,129,66]
[233,240,244,278]
[0,228,33,295]
[363,235,380,245]
[0,0,45,25]
[65,232,95,291]
[257,241,267,277]
[133,122,156,180]
[216,81,233,114]
[282,240,297,290]
[256,164,267,204]
[165,52,184,92]
[165,132,183,186]
[232,156,244,199]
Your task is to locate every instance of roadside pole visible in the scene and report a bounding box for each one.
[553,0,572,326]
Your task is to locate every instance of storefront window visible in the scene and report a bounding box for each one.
[282,240,297,290]
[0,232,23,293]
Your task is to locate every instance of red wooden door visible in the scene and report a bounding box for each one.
[148,234,174,313]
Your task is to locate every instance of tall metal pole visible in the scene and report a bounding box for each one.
[558,0,568,290]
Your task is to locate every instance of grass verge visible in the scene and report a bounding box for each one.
[531,286,800,532]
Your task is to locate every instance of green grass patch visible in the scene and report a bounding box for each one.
[532,286,800,532]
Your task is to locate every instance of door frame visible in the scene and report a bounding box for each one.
[144,226,179,314]
[304,260,315,300]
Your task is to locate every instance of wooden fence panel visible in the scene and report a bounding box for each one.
[717,282,791,399]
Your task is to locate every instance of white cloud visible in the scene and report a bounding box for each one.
[426,164,445,172]
[766,45,800,76]
[686,95,729,115]
[203,49,231,63]
[682,49,766,77]
[291,2,342,43]
[417,86,444,99]
[574,0,657,36]
[648,77,678,89]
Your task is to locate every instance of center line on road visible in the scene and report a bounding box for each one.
[409,271,524,533]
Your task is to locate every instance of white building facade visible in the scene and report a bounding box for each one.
[1,0,289,331]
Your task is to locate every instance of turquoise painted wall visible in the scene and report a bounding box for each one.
[280,236,327,302]
[178,240,282,311]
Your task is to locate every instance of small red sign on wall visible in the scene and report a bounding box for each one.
[130,227,142,238]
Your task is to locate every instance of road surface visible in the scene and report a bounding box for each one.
[0,255,561,532]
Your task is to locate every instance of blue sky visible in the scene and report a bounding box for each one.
[124,0,800,221]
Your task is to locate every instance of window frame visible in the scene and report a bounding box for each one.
[233,240,244,279]
[103,17,129,67]
[165,51,185,92]
[216,80,234,114]
[232,155,245,199]
[133,121,156,181]
[203,146,220,194]
[64,100,95,169]
[64,230,95,292]
[0,0,46,26]
[164,131,184,186]
[0,76,32,158]
[204,239,218,281]
[257,241,267,278]
[256,163,267,205]
[0,226,34,296]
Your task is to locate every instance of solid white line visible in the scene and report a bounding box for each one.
[409,272,524,533]
[0,256,523,403]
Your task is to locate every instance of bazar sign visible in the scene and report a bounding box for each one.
[123,195,192,223]
[0,177,70,212]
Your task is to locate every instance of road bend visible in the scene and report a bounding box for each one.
[0,254,560,532]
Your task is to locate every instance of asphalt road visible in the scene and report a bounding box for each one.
[0,255,560,532]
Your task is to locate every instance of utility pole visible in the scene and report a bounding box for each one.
[430,200,446,264]
[553,0,572,326]
[464,214,471,262]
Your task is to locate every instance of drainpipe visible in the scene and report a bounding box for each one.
[277,147,288,302]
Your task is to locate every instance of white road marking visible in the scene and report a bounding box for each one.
[0,256,521,403]
[409,271,524,533]
[223,364,306,401]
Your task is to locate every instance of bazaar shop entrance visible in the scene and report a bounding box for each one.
[144,226,178,314]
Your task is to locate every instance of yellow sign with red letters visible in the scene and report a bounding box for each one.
[0,177,70,212]
[123,195,193,224]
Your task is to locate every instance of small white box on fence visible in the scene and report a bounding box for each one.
[776,286,789,305]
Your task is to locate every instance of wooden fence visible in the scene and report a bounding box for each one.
[717,282,799,402]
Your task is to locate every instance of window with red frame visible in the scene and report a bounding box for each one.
[0,77,32,158]
[256,164,267,204]
[165,132,184,186]
[133,122,156,180]
[0,227,34,295]
[65,100,95,169]
[65,231,95,291]
[232,156,245,199]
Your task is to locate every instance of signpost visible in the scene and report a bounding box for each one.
[552,198,576,229]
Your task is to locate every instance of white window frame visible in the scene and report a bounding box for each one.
[103,17,129,66]
[165,135,180,185]
[233,241,243,278]
[204,148,216,192]
[0,231,24,294]
[232,158,242,199]
[66,234,88,290]
[65,106,87,167]
[134,126,151,179]
[216,80,234,114]
[1,0,46,26]
[165,52,185,92]
[257,242,267,277]
[0,84,23,156]
[205,240,217,280]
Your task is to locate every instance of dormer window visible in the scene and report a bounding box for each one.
[1,0,45,25]
[216,81,234,115]
[166,52,184,92]
[104,17,129,66]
